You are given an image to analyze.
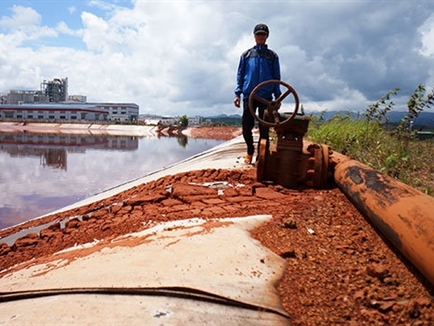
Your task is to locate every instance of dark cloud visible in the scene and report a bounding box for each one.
[1,1,434,116]
[277,1,434,104]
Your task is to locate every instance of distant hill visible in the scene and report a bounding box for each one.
[205,114,242,126]
[142,111,434,129]
[205,111,434,129]
[309,110,434,129]
[387,111,434,129]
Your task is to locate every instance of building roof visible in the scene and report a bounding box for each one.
[0,103,107,113]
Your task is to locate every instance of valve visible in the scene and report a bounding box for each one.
[248,80,300,128]
[248,80,332,188]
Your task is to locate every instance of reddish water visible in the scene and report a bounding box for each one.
[0,131,223,229]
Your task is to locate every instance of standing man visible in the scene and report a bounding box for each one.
[234,23,281,164]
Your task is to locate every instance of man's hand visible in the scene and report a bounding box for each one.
[233,96,241,108]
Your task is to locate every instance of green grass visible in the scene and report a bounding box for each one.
[306,112,434,196]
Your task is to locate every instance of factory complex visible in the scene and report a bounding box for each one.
[0,78,139,123]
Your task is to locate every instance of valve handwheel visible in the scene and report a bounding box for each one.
[248,80,300,128]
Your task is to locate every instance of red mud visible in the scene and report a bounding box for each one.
[0,127,433,325]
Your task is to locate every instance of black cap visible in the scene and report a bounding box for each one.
[254,23,269,35]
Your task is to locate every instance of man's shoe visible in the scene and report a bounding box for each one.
[244,154,253,164]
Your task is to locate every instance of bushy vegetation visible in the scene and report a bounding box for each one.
[306,85,434,196]
[208,116,242,126]
[178,115,189,127]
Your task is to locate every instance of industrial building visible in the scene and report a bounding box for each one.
[42,78,68,102]
[0,77,139,122]
[0,103,109,121]
[92,103,139,122]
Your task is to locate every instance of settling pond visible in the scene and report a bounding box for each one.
[0,131,224,230]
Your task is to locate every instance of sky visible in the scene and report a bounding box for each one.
[1,0,434,117]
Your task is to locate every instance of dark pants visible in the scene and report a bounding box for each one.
[242,99,269,155]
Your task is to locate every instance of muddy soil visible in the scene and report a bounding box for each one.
[185,125,243,140]
[0,127,433,325]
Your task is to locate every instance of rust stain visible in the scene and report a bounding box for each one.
[334,156,434,286]
[338,181,402,248]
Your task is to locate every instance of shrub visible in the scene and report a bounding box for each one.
[306,85,434,196]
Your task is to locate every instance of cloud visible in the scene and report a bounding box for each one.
[420,13,434,57]
[68,6,77,15]
[0,5,57,45]
[0,5,41,30]
[1,1,434,117]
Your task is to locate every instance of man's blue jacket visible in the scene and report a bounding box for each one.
[234,44,281,100]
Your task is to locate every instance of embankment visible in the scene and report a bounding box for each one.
[0,122,160,136]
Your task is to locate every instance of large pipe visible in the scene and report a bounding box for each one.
[331,151,434,286]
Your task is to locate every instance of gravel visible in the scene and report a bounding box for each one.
[1,167,432,325]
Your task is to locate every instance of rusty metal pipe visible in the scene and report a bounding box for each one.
[331,151,434,286]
